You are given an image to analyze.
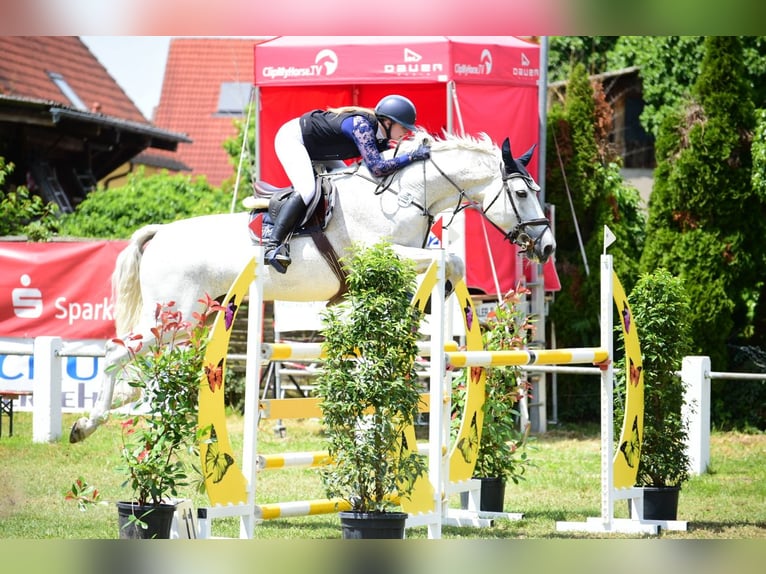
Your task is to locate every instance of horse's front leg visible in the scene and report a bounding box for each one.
[69,338,140,443]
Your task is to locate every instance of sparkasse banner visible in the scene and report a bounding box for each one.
[0,241,126,412]
[0,240,126,339]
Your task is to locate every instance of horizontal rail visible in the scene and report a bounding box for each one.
[673,370,766,381]
[520,365,602,376]
[262,340,458,362]
[256,498,351,520]
[260,393,431,420]
[709,371,766,381]
[257,451,330,470]
[445,347,609,368]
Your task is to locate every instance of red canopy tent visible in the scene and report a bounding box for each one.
[253,36,559,295]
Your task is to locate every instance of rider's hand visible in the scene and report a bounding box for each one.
[409,143,431,163]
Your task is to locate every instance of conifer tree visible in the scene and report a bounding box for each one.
[640,36,762,371]
[545,63,645,421]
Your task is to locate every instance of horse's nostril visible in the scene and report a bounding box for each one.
[540,244,554,262]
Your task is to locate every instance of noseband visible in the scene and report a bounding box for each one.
[486,170,552,255]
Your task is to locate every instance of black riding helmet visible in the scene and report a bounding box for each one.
[375,94,417,131]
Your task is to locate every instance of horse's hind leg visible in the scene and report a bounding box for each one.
[69,338,140,443]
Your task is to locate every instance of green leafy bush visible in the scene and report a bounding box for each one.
[0,157,59,240]
[452,287,535,484]
[615,268,692,487]
[57,169,230,239]
[316,241,427,513]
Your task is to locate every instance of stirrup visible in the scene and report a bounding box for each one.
[265,243,291,274]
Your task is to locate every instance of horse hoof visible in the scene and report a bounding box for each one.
[69,419,87,443]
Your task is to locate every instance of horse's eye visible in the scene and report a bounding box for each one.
[515,188,528,198]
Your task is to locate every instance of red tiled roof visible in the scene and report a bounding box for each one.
[0,36,146,123]
[153,38,262,187]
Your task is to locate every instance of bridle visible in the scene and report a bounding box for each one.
[485,169,552,255]
[422,151,552,256]
[348,140,551,254]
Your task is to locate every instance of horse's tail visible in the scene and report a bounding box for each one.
[113,224,163,335]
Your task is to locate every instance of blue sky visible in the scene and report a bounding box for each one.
[81,36,172,121]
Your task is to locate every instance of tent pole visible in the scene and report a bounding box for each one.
[254,86,262,182]
[538,36,548,206]
[446,81,455,135]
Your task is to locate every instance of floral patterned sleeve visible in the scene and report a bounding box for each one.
[343,115,412,177]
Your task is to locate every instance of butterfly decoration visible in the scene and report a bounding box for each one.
[396,430,419,495]
[469,366,483,385]
[204,424,235,484]
[622,302,631,334]
[629,357,643,387]
[457,411,479,464]
[205,357,224,393]
[620,415,641,469]
[464,304,474,331]
[224,296,238,331]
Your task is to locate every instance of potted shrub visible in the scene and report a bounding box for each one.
[316,241,428,539]
[67,296,220,538]
[454,287,535,512]
[615,268,692,520]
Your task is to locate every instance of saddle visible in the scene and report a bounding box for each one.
[245,170,348,303]
[245,172,336,242]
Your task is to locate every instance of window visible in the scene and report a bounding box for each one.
[216,82,252,116]
[47,72,88,111]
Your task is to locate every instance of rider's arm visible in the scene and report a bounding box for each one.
[341,115,413,177]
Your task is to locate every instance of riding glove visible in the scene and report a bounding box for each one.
[409,144,431,163]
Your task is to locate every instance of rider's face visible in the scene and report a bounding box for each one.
[388,122,410,141]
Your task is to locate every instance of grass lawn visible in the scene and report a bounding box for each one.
[0,412,764,540]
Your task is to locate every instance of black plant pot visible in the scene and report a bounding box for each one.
[460,477,506,512]
[338,511,407,539]
[628,486,681,521]
[642,486,681,520]
[116,501,177,539]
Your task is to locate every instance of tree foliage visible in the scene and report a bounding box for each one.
[545,63,646,421]
[316,241,427,513]
[221,103,256,196]
[57,169,230,239]
[616,269,692,487]
[547,36,620,83]
[0,157,59,240]
[641,36,761,373]
[550,36,766,139]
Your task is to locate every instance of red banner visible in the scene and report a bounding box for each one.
[0,241,127,339]
[254,36,540,87]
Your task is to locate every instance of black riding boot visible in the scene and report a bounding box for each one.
[264,193,308,274]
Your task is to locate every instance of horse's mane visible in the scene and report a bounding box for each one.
[402,130,497,155]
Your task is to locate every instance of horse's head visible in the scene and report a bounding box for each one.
[389,132,555,263]
[479,137,556,263]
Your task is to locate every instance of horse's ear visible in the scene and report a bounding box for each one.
[518,144,537,167]
[502,138,512,166]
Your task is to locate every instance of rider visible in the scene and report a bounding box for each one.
[265,94,432,273]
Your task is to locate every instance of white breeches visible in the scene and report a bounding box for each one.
[274,118,315,205]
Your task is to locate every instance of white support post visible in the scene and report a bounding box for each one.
[33,336,62,443]
[426,249,447,539]
[240,248,265,538]
[556,254,660,535]
[682,356,710,475]
[599,254,615,527]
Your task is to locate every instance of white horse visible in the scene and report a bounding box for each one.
[69,132,555,442]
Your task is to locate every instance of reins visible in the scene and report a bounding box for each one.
[421,152,552,255]
[349,139,552,254]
